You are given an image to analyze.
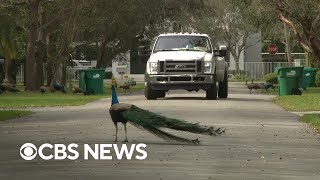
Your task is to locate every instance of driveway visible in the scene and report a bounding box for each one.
[0,82,319,180]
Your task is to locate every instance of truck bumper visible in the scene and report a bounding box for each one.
[146,74,215,91]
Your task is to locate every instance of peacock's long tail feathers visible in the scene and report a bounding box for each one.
[121,109,200,144]
[121,105,225,143]
[140,124,200,144]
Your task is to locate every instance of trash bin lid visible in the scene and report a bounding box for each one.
[304,67,317,72]
[276,66,304,77]
[276,66,304,73]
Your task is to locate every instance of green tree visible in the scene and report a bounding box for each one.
[193,0,259,72]
[0,14,19,83]
[267,0,320,67]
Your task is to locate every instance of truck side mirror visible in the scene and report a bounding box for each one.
[213,50,227,57]
[138,46,151,57]
[213,45,227,57]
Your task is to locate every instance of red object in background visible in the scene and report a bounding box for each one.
[268,44,278,55]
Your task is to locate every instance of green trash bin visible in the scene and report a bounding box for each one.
[79,70,86,91]
[303,67,317,88]
[79,69,105,95]
[276,66,304,96]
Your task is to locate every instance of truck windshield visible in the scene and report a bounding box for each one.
[154,36,212,53]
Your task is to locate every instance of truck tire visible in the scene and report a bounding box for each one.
[145,83,158,100]
[206,77,217,100]
[158,91,166,98]
[218,69,228,98]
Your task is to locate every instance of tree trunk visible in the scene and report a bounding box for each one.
[25,0,41,91]
[59,38,69,86]
[35,41,45,87]
[97,39,107,68]
[228,47,241,74]
[4,57,14,83]
[97,24,118,68]
[60,48,68,86]
[235,62,240,73]
[233,54,240,73]
[0,62,4,84]
[46,34,55,86]
[283,23,292,65]
[46,61,53,86]
[279,13,320,68]
[61,61,67,86]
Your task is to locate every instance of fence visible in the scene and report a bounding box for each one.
[227,61,306,80]
[15,65,24,83]
[16,64,91,84]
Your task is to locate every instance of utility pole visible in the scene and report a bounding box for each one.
[284,22,292,66]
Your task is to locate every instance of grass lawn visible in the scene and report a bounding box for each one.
[300,114,320,132]
[0,111,33,121]
[0,84,144,108]
[274,87,320,112]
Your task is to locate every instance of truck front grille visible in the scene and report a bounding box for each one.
[156,76,205,82]
[161,60,202,74]
[170,77,192,81]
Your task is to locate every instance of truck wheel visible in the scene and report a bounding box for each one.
[218,69,228,98]
[206,77,217,100]
[158,91,166,98]
[145,83,158,100]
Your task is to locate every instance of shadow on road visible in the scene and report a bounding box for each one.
[159,97,271,103]
[161,97,206,100]
[222,97,272,103]
[132,141,216,146]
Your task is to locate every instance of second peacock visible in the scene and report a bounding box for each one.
[109,85,225,144]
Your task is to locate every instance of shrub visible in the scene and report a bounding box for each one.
[233,73,250,81]
[105,72,113,79]
[264,73,278,84]
[316,71,320,87]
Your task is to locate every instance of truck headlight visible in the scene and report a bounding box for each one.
[204,62,212,73]
[150,62,158,74]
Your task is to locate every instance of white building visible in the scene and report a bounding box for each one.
[228,32,262,71]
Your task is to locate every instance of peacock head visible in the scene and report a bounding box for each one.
[111,85,119,106]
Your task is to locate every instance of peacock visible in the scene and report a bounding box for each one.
[109,85,225,144]
[40,86,47,94]
[0,83,20,92]
[51,81,67,94]
[119,83,131,93]
[40,86,56,94]
[69,83,86,94]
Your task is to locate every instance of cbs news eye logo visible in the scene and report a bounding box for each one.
[20,143,38,161]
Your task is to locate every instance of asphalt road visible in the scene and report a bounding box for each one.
[0,82,319,180]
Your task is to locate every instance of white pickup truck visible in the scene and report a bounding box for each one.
[140,33,228,100]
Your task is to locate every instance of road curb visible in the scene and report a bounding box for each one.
[290,111,320,116]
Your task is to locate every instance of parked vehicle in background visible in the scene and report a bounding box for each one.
[70,60,94,69]
[69,60,95,79]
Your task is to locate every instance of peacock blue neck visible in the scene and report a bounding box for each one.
[111,86,119,106]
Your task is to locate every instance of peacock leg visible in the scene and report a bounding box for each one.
[114,123,118,142]
[123,123,128,142]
